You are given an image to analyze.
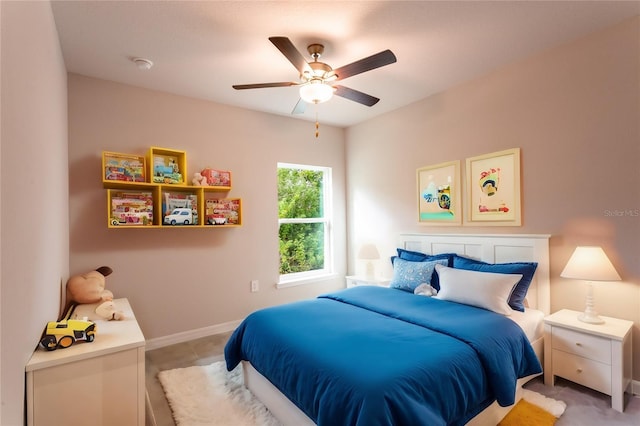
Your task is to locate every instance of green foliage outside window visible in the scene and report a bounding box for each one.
[278,167,325,274]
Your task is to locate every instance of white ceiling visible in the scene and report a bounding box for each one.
[51,1,639,128]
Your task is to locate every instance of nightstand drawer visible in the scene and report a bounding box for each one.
[552,327,611,364]
[552,349,611,395]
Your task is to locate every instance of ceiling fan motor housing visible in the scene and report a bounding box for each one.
[303,62,333,80]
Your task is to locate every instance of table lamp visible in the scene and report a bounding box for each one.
[560,246,621,324]
[358,244,380,280]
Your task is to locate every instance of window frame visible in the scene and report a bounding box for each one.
[277,162,334,287]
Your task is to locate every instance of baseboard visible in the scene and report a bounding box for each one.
[144,319,241,351]
[633,379,640,396]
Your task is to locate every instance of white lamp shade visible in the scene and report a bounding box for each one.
[358,244,380,260]
[299,81,333,104]
[560,246,621,281]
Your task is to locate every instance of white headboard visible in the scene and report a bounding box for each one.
[397,233,551,314]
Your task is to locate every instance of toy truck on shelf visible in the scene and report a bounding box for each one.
[39,318,96,351]
[39,305,97,351]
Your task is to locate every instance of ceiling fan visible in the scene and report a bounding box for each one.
[233,37,397,114]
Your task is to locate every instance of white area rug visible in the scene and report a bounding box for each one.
[158,361,566,426]
[158,361,280,426]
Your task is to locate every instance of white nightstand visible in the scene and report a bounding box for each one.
[26,298,146,425]
[345,275,390,288]
[543,309,633,412]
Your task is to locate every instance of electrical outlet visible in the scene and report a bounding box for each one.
[250,280,259,292]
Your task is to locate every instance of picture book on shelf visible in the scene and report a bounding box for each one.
[153,154,183,184]
[206,198,240,225]
[104,153,145,182]
[163,192,198,225]
[110,191,153,226]
[201,168,231,187]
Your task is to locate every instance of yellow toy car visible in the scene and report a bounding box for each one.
[39,317,97,351]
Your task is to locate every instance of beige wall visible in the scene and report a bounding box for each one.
[0,1,69,424]
[346,17,640,380]
[67,74,347,341]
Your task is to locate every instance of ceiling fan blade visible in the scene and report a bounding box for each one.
[332,50,397,81]
[269,36,312,75]
[233,82,298,90]
[291,98,306,115]
[333,85,380,107]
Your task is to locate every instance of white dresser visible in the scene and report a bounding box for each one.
[543,309,633,412]
[26,298,146,425]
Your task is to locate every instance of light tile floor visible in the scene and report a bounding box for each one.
[146,333,640,426]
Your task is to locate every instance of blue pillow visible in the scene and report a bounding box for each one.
[390,249,454,291]
[389,258,449,293]
[391,248,455,265]
[452,255,538,312]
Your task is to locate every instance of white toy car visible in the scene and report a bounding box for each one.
[164,208,194,225]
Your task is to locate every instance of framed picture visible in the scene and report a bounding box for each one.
[417,160,461,225]
[465,148,521,226]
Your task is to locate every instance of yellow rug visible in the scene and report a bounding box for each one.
[498,397,561,426]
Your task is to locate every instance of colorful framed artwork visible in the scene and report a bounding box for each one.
[465,148,521,226]
[417,160,461,225]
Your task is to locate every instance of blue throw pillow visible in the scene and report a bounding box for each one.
[389,257,449,293]
[390,249,454,291]
[452,255,538,312]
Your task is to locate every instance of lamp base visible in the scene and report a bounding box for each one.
[578,282,605,324]
[578,311,605,324]
[365,261,375,280]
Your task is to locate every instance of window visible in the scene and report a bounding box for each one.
[278,163,333,284]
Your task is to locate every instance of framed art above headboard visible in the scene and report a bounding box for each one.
[397,233,551,314]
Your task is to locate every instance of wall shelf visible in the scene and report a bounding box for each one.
[102,147,242,228]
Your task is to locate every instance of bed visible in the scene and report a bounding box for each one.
[225,233,551,425]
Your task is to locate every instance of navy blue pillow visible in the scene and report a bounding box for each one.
[390,249,455,291]
[452,255,538,312]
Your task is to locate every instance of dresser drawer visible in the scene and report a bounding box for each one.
[552,326,611,364]
[552,349,611,395]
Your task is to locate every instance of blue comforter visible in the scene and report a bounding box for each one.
[225,286,541,426]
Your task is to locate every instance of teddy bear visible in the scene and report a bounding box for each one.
[71,299,125,321]
[414,283,438,297]
[192,172,207,186]
[65,266,124,321]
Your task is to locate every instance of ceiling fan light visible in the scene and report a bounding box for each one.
[299,81,333,104]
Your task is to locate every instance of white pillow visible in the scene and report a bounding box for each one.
[434,264,522,315]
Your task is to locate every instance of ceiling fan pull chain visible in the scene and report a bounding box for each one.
[315,111,320,138]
